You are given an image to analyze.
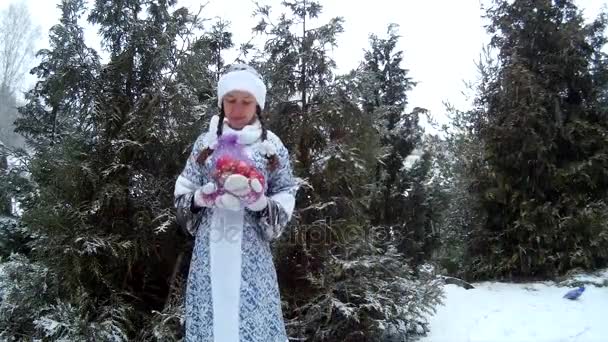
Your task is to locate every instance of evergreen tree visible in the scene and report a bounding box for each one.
[15,0,100,148]
[3,0,219,339]
[0,144,32,259]
[252,0,345,175]
[356,24,422,225]
[466,0,608,279]
[0,137,34,261]
[251,6,443,339]
[352,24,442,268]
[397,149,442,268]
[431,103,488,278]
[251,0,346,310]
[1,0,446,339]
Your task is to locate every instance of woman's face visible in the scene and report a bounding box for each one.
[222,91,257,129]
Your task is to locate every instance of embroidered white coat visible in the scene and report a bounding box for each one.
[174,116,298,342]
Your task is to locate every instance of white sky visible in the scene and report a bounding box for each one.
[2,0,607,129]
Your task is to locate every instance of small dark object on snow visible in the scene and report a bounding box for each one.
[563,286,585,300]
[441,276,475,290]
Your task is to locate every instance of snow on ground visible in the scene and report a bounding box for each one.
[421,271,608,342]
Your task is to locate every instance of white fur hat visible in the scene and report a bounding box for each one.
[217,64,267,110]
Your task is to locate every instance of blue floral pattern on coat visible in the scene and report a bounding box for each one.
[175,129,298,342]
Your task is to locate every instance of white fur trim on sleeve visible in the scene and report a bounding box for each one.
[175,175,199,197]
[269,192,296,220]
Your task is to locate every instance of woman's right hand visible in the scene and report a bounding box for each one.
[193,182,218,208]
[194,181,241,211]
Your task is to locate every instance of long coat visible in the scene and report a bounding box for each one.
[174,115,298,342]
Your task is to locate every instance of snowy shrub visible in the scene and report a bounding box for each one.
[137,277,186,342]
[286,237,444,341]
[0,254,57,339]
[0,217,31,258]
[33,291,131,342]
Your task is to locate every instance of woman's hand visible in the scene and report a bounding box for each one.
[193,182,218,208]
[194,181,241,211]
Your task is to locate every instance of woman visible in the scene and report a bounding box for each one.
[174,64,298,342]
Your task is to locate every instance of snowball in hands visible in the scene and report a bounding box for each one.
[223,174,251,196]
[223,171,268,211]
[249,178,263,193]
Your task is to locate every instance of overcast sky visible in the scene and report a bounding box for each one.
[2,0,607,130]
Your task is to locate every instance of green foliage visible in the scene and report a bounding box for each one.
[1,0,445,340]
[3,0,216,339]
[450,0,608,279]
[286,235,444,342]
[0,254,60,339]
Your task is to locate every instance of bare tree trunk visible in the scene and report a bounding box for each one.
[0,143,10,216]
